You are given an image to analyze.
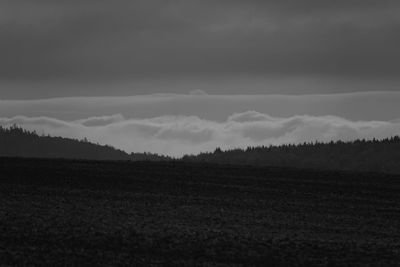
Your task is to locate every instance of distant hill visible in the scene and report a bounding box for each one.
[0,125,170,161]
[183,137,400,174]
[2,125,400,174]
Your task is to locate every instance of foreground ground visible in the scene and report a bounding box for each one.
[0,158,400,266]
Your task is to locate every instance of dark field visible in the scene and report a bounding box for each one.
[1,158,400,266]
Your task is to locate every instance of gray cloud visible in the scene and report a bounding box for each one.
[1,111,399,157]
[74,114,125,126]
[1,92,400,122]
[1,1,399,97]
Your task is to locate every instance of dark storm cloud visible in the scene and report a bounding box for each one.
[1,0,400,83]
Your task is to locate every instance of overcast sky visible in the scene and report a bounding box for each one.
[1,0,400,98]
[1,1,400,154]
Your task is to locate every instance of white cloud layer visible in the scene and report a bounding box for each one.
[1,91,400,122]
[1,111,399,157]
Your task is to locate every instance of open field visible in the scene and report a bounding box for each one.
[1,158,400,266]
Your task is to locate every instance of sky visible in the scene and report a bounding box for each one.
[1,1,400,155]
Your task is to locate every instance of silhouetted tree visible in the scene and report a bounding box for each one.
[0,126,171,161]
[182,136,400,174]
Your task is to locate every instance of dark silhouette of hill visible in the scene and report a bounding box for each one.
[2,125,400,173]
[183,137,400,174]
[0,125,170,161]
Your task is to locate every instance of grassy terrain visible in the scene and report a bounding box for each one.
[1,158,400,266]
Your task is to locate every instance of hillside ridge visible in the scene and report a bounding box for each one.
[2,125,400,173]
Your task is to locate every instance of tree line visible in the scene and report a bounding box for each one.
[2,125,400,173]
[182,137,400,173]
[0,125,170,161]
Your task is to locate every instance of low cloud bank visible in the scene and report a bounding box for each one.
[1,111,399,157]
[2,91,400,122]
